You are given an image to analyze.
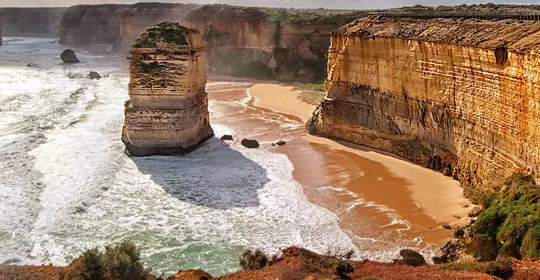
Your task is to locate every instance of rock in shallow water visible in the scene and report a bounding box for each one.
[221,134,233,141]
[60,49,80,63]
[241,139,260,149]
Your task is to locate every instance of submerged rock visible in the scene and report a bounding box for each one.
[221,135,233,141]
[87,71,102,80]
[241,139,260,149]
[399,249,427,266]
[122,22,213,156]
[60,49,80,63]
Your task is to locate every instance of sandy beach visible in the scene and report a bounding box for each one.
[248,82,472,242]
[249,84,323,123]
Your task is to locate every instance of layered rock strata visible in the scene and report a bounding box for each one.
[122,22,213,156]
[308,16,540,197]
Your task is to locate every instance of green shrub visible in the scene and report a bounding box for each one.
[471,174,540,260]
[239,249,269,271]
[61,241,153,280]
[520,225,540,259]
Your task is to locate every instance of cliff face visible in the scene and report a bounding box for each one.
[58,5,129,45]
[308,17,540,197]
[122,22,213,156]
[0,8,67,37]
[58,4,361,82]
[180,6,347,81]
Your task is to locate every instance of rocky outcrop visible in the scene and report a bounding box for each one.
[0,8,66,37]
[121,22,213,156]
[308,16,540,198]
[58,3,363,82]
[399,249,427,267]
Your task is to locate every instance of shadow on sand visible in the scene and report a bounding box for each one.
[130,137,269,209]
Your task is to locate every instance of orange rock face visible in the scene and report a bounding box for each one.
[308,16,540,197]
[122,22,213,156]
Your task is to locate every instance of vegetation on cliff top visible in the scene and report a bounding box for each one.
[472,174,540,260]
[394,3,540,13]
[133,22,198,48]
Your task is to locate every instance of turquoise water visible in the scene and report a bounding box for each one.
[0,37,358,276]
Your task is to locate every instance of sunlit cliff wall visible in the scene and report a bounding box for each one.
[0,8,67,37]
[308,16,540,197]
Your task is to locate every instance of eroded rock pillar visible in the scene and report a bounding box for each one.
[122,22,213,156]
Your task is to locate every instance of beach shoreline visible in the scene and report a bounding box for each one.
[248,82,472,242]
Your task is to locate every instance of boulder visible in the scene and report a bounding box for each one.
[469,205,483,217]
[442,223,452,230]
[87,71,102,80]
[221,135,233,141]
[399,249,427,266]
[241,139,260,149]
[61,49,80,63]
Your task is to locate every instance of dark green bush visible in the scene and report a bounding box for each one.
[60,241,153,280]
[239,249,269,271]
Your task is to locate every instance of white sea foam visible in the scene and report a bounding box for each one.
[0,38,360,277]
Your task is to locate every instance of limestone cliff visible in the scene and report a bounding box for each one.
[122,22,213,156]
[58,4,362,82]
[308,16,540,198]
[0,8,66,37]
[59,5,129,45]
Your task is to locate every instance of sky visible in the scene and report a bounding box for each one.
[0,0,538,9]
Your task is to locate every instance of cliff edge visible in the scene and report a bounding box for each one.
[122,22,213,156]
[308,16,540,198]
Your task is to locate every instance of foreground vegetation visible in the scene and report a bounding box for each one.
[471,174,540,260]
[60,242,156,280]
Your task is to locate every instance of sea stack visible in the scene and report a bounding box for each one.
[122,22,213,156]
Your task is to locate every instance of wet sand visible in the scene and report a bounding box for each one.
[209,81,472,256]
[249,84,323,123]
